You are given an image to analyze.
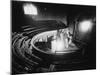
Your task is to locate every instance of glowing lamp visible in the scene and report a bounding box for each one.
[23,3,38,15]
[79,20,93,33]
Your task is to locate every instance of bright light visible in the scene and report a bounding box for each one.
[23,3,38,15]
[51,32,66,53]
[51,39,65,53]
[79,20,93,32]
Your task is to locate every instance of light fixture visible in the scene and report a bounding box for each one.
[79,20,93,33]
[23,3,38,15]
